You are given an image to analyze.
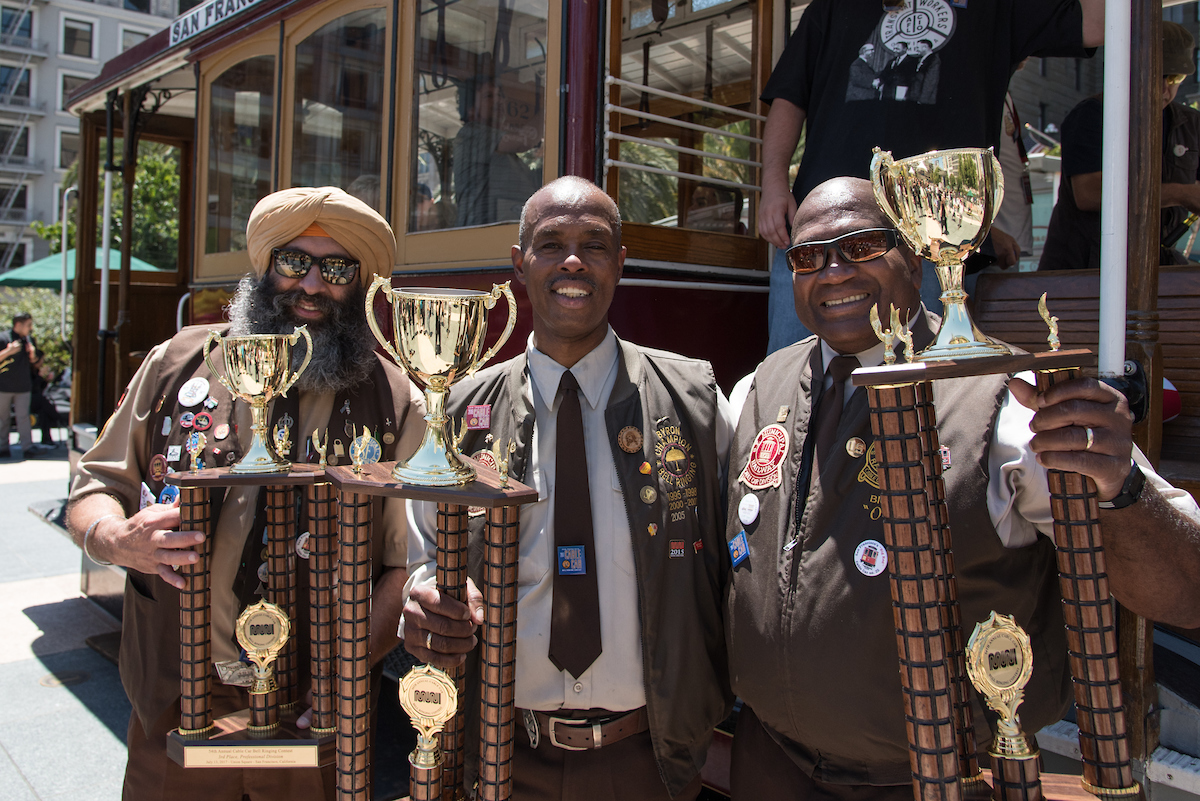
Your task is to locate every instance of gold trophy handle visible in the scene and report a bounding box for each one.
[985,147,1005,224]
[365,275,413,376]
[468,281,517,377]
[869,147,905,232]
[201,329,237,396]
[276,325,313,398]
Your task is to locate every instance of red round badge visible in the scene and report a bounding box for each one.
[192,412,213,432]
[149,453,169,483]
[739,424,790,490]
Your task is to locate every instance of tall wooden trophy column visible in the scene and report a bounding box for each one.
[854,348,1124,801]
[864,146,1142,801]
[165,462,338,767]
[325,457,536,801]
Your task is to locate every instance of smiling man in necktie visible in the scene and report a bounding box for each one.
[401,176,734,801]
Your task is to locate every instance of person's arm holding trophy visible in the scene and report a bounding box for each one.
[723,170,1200,799]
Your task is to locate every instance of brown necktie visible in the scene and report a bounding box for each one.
[811,355,860,475]
[548,370,603,678]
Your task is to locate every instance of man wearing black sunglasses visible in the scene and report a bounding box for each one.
[67,187,425,801]
[724,176,1200,799]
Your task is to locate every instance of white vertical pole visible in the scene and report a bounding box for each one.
[99,171,113,331]
[1098,0,1130,379]
[59,184,76,342]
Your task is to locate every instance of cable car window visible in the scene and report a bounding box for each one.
[206,55,274,255]
[291,9,387,209]
[614,0,757,235]
[411,0,548,233]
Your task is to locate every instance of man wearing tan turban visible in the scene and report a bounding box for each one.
[67,187,425,801]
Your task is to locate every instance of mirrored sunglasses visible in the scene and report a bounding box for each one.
[271,248,360,285]
[785,228,900,274]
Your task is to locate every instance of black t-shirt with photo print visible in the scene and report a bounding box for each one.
[763,0,1088,205]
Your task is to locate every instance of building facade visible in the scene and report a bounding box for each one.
[0,0,172,271]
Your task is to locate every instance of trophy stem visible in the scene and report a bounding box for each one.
[390,387,475,486]
[917,261,1013,362]
[229,402,292,474]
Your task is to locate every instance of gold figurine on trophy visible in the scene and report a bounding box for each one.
[398,664,459,800]
[966,612,1041,801]
[234,600,291,733]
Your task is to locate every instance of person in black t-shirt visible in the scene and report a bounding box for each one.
[757,0,1103,353]
[0,312,36,458]
[1040,22,1200,271]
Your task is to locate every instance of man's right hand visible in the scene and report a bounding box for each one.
[91,503,205,589]
[758,186,798,250]
[402,580,485,669]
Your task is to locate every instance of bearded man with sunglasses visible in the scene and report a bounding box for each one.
[67,187,425,801]
[724,176,1200,799]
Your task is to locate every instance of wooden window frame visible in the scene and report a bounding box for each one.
[604,0,770,273]
[193,33,278,285]
[391,0,562,272]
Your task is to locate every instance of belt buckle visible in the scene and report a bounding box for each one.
[547,716,590,751]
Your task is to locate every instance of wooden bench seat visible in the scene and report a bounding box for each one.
[974,266,1200,500]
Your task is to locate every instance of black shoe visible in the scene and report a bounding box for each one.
[0,450,11,458]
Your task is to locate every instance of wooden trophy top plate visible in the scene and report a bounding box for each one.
[325,455,538,507]
[165,462,325,488]
[852,349,1093,387]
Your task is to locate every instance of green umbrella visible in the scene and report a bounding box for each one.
[0,249,167,288]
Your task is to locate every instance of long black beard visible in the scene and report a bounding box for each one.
[227,274,377,394]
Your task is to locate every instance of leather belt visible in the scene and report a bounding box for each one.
[522,707,649,751]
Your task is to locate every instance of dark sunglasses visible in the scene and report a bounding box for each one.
[785,228,900,274]
[271,247,360,285]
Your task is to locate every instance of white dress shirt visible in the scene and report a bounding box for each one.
[727,328,1200,548]
[406,328,734,712]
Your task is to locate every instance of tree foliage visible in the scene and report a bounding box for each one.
[30,140,181,270]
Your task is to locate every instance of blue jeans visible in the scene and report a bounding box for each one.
[766,250,944,354]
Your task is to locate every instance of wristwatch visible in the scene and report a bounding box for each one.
[1098,461,1146,510]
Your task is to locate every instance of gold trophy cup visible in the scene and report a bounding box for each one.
[365,278,517,485]
[202,327,313,474]
[871,146,1010,361]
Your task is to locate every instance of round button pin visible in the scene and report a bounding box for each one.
[738,493,760,526]
[640,486,657,504]
[846,437,867,459]
[177,377,210,409]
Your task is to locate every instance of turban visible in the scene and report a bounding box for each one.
[246,186,396,286]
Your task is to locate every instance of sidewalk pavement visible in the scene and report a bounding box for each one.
[0,443,130,801]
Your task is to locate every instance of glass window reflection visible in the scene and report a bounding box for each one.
[292,9,386,210]
[411,0,547,232]
[206,56,274,255]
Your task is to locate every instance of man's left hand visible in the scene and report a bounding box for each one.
[988,227,1021,269]
[1009,375,1134,501]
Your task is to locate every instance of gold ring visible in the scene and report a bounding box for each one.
[425,630,433,651]
[1085,427,1095,451]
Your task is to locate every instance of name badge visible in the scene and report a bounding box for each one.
[728,530,749,568]
[465,404,491,430]
[558,545,586,575]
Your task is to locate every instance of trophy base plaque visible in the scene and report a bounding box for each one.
[167,709,334,769]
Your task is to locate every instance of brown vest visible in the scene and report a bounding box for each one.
[726,318,1069,785]
[443,339,732,798]
[120,325,417,732]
